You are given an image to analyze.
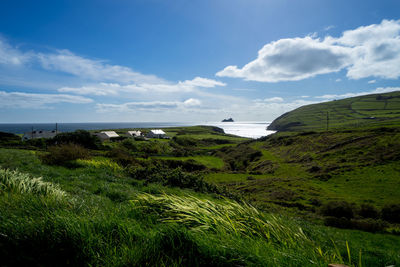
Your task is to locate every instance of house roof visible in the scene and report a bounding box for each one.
[150,129,166,135]
[100,131,119,138]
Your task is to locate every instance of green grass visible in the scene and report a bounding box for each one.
[154,155,225,169]
[268,90,400,131]
[1,120,400,266]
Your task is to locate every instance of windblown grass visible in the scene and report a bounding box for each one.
[0,168,66,199]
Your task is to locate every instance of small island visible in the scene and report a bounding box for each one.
[222,118,234,122]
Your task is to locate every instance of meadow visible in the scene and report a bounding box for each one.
[1,93,400,266]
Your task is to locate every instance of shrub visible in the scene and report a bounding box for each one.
[320,201,354,219]
[323,216,352,229]
[41,144,90,166]
[50,130,101,149]
[381,204,400,223]
[352,218,386,233]
[359,203,379,219]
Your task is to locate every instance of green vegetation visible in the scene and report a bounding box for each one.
[268,90,400,131]
[0,108,400,266]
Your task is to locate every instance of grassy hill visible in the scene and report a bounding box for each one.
[267,91,400,132]
[1,126,400,266]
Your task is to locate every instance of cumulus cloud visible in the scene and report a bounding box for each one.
[217,19,400,82]
[316,87,400,100]
[368,80,376,84]
[58,77,225,96]
[0,91,93,108]
[96,98,202,113]
[217,36,351,82]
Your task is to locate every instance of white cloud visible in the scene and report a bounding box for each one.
[0,39,163,84]
[58,77,225,96]
[316,87,400,100]
[263,97,284,102]
[335,78,342,82]
[0,91,93,108]
[368,80,376,84]
[96,98,202,113]
[37,49,163,84]
[217,36,351,82]
[183,98,202,107]
[217,19,400,82]
[0,39,31,65]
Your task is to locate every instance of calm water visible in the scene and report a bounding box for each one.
[0,121,274,139]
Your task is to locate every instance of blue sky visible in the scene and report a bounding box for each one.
[1,0,400,123]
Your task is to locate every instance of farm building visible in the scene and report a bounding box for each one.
[146,129,167,138]
[127,130,142,137]
[22,130,57,140]
[94,131,119,141]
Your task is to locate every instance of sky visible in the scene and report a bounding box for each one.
[1,0,400,123]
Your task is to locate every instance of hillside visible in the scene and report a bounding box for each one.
[1,126,399,266]
[267,91,400,132]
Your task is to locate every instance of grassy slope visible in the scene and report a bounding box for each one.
[207,127,400,213]
[267,91,400,132]
[1,148,399,266]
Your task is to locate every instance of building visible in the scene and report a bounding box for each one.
[94,131,119,141]
[22,130,57,140]
[146,129,166,138]
[127,130,142,137]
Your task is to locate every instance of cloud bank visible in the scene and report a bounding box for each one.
[217,19,400,82]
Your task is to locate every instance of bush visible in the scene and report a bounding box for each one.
[352,218,386,233]
[324,216,352,229]
[41,144,90,166]
[50,130,101,149]
[381,204,400,223]
[359,203,379,219]
[320,201,354,219]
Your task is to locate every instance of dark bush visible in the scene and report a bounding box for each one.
[381,204,400,223]
[156,159,206,172]
[128,166,210,192]
[352,218,386,233]
[324,216,352,229]
[50,130,101,149]
[107,148,143,167]
[25,138,47,149]
[359,203,379,219]
[320,201,354,219]
[40,144,90,166]
[324,217,386,232]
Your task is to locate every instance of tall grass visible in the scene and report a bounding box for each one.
[133,193,310,247]
[0,168,66,199]
[132,192,370,266]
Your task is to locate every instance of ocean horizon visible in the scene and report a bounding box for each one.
[0,121,274,139]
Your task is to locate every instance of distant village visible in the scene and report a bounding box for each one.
[22,128,168,141]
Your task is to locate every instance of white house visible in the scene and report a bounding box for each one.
[94,131,119,141]
[22,130,57,140]
[127,130,142,137]
[146,129,166,138]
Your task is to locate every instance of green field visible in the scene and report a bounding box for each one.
[1,104,400,266]
[268,90,400,132]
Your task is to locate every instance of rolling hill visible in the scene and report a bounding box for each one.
[268,90,400,132]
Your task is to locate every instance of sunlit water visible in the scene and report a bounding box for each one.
[204,121,275,139]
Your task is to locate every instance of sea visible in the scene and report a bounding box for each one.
[0,121,275,139]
